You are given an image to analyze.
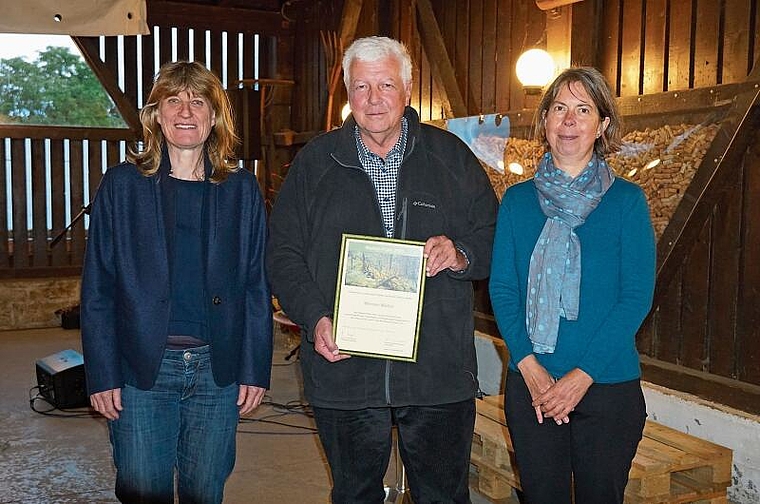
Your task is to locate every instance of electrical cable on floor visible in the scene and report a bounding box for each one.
[28,387,318,433]
[237,396,318,435]
[262,397,313,416]
[28,349,319,438]
[28,386,100,418]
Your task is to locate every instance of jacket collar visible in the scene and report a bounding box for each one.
[332,106,421,167]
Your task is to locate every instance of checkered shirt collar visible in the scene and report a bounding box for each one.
[354,116,408,168]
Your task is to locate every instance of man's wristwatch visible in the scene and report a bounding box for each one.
[454,246,470,273]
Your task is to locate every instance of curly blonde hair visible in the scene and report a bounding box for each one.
[128,61,239,183]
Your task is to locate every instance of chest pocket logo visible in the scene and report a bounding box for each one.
[412,200,436,210]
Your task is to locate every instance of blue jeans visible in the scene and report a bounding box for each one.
[109,346,239,504]
[312,400,475,504]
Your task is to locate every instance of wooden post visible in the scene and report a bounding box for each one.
[545,6,572,75]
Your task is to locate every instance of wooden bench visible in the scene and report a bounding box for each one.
[470,395,733,504]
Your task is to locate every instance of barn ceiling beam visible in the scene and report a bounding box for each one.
[415,0,467,118]
[536,0,584,10]
[73,36,143,135]
[146,1,291,36]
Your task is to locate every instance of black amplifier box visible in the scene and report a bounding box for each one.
[35,349,88,409]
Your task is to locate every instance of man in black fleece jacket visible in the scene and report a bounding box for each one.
[267,36,497,504]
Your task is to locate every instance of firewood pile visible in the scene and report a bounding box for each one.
[483,122,720,240]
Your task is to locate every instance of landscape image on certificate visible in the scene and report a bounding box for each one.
[344,242,421,293]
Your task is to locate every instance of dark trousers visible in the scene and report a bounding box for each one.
[505,371,646,504]
[312,399,475,504]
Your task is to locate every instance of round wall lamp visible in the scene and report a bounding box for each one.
[515,48,555,94]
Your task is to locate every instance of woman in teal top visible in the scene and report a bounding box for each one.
[489,67,655,504]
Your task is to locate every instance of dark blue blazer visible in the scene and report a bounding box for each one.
[81,155,272,394]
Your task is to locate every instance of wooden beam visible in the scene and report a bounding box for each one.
[615,82,753,118]
[0,125,137,142]
[271,130,319,147]
[415,0,467,118]
[474,311,499,337]
[339,0,363,50]
[146,1,291,36]
[322,0,364,130]
[655,84,760,293]
[535,0,584,10]
[0,266,82,280]
[641,355,760,416]
[0,140,7,269]
[73,37,143,135]
[750,55,760,79]
[546,5,572,72]
[570,0,601,67]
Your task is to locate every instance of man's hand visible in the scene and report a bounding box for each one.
[90,388,123,420]
[313,316,351,362]
[237,385,266,415]
[423,235,468,277]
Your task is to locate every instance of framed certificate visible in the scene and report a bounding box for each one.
[332,234,427,362]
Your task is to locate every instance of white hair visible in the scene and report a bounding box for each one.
[342,36,413,89]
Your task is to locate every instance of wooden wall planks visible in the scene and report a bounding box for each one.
[707,154,743,379]
[287,1,754,125]
[643,0,667,94]
[736,130,760,384]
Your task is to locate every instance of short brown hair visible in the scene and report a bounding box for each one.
[533,67,622,157]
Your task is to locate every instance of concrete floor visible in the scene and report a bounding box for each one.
[0,327,508,504]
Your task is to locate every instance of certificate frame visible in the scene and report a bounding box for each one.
[332,234,427,362]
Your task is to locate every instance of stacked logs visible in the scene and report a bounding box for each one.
[482,122,720,240]
[483,137,545,198]
[612,123,719,237]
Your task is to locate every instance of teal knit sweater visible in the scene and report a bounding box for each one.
[489,177,656,383]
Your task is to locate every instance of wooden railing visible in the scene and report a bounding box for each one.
[0,125,136,278]
[1,21,272,279]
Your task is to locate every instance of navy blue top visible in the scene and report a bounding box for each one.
[489,177,656,383]
[166,176,207,340]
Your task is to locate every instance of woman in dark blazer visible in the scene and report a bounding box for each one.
[81,61,272,504]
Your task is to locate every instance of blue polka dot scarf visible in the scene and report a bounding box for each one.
[526,152,615,354]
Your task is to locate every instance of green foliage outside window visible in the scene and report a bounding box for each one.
[0,46,126,128]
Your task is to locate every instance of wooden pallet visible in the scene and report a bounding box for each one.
[470,395,732,504]
[470,397,518,500]
[468,469,521,504]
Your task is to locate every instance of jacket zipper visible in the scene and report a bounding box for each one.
[385,139,415,405]
[331,138,416,406]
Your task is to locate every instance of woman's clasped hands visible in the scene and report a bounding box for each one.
[517,355,594,425]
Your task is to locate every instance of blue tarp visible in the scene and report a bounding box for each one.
[446,113,510,173]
